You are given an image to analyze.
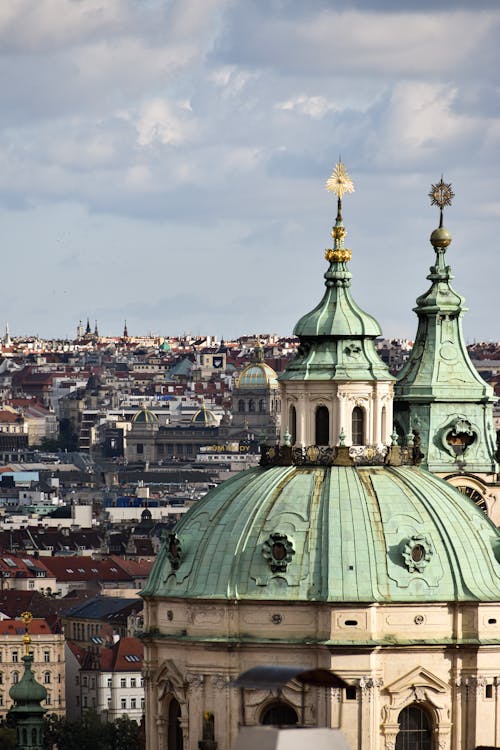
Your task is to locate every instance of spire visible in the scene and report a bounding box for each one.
[325,160,354,264]
[283,159,390,381]
[278,159,394,451]
[123,320,129,338]
[85,318,91,335]
[94,319,99,336]
[394,178,497,473]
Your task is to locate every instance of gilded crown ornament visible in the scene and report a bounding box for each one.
[325,159,353,263]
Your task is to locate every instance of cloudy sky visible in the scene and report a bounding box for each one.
[1,0,499,341]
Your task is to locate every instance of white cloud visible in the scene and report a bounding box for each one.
[136,98,196,147]
[275,95,337,119]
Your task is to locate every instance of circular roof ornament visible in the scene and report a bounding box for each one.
[262,533,295,573]
[403,535,434,573]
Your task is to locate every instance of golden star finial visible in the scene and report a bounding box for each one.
[326,161,355,199]
[429,177,454,228]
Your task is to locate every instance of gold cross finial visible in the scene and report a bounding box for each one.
[21,611,33,656]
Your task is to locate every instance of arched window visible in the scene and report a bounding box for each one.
[260,701,298,727]
[248,399,256,413]
[167,697,184,750]
[395,704,432,750]
[259,399,265,413]
[12,671,19,684]
[289,405,297,445]
[44,671,51,684]
[352,406,364,445]
[238,399,245,413]
[315,406,329,446]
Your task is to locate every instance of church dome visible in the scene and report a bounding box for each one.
[9,656,47,706]
[132,405,159,425]
[142,463,500,603]
[236,362,278,389]
[191,405,218,427]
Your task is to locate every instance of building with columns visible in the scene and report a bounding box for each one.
[141,164,500,750]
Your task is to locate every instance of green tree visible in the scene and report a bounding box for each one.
[43,711,143,750]
[0,726,17,750]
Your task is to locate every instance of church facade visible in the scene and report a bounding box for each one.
[141,165,500,750]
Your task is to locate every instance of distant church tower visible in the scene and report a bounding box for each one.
[394,178,499,519]
[7,612,47,750]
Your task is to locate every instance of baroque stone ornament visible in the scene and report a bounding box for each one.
[403,535,434,573]
[166,532,182,570]
[262,532,295,573]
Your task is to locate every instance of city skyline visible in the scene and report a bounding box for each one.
[1,1,499,340]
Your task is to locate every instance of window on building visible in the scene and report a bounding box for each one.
[44,672,51,684]
[130,678,136,688]
[13,672,19,684]
[137,443,144,455]
[121,698,127,709]
[107,678,112,687]
[141,697,145,709]
[259,399,265,413]
[238,399,245,413]
[0,695,3,706]
[260,702,298,726]
[352,406,364,445]
[395,705,432,750]
[43,651,50,663]
[121,678,126,688]
[131,698,137,709]
[108,697,112,707]
[315,405,329,446]
[12,651,19,663]
[248,399,255,413]
[46,693,51,705]
[83,676,88,687]
[0,672,3,684]
[168,698,183,750]
[29,580,35,589]
[83,696,88,709]
[289,405,297,445]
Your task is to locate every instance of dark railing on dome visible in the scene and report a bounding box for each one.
[260,443,418,467]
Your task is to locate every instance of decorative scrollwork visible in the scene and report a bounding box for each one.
[402,535,433,573]
[262,532,295,573]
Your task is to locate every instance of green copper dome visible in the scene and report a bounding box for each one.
[237,362,278,388]
[142,464,500,603]
[9,655,47,710]
[191,405,218,427]
[132,405,159,425]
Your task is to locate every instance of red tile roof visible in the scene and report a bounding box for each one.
[0,618,54,635]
